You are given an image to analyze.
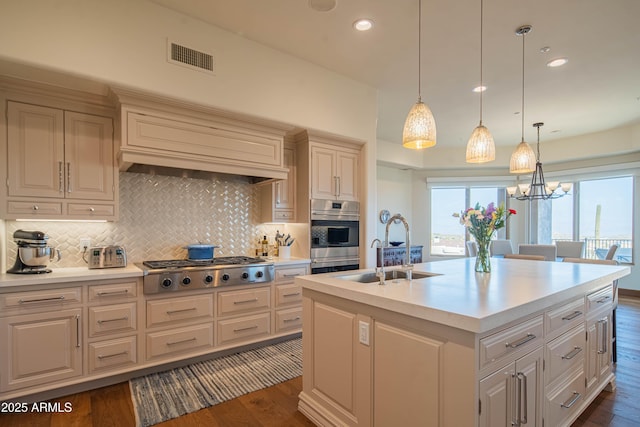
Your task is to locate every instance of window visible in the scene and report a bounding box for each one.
[551,176,633,263]
[430,186,504,256]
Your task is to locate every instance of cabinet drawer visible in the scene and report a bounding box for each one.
[545,298,584,339]
[274,210,295,221]
[218,287,270,316]
[275,283,302,307]
[275,307,303,333]
[217,312,270,345]
[275,265,308,283]
[89,303,137,337]
[545,364,586,427]
[7,201,62,216]
[1,287,82,311]
[88,336,137,373]
[587,285,613,314]
[545,324,585,385]
[146,323,213,359]
[67,203,115,217]
[89,281,138,302]
[146,294,213,328]
[479,316,543,370]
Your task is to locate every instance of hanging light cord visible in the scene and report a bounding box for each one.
[479,0,484,124]
[417,0,422,102]
[520,28,526,143]
[536,123,541,161]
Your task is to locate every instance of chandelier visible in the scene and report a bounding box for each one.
[507,122,572,200]
[402,0,437,149]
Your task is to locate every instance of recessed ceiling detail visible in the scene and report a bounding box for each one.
[308,0,336,12]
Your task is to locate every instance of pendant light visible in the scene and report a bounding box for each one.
[509,25,536,174]
[402,0,436,149]
[466,0,495,163]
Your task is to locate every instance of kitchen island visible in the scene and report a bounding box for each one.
[296,257,630,427]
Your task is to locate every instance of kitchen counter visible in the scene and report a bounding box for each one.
[270,256,311,266]
[297,257,630,333]
[0,265,144,290]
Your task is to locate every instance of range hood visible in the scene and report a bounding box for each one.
[111,86,292,184]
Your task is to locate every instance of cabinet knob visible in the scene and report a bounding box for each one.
[89,207,95,212]
[32,205,39,211]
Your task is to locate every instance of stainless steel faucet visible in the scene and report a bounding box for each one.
[370,238,385,285]
[384,214,413,280]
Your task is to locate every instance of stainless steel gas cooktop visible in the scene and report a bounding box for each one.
[139,256,274,294]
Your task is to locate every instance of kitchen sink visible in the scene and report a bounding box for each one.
[337,269,439,283]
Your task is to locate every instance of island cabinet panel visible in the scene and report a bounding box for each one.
[479,347,543,427]
[373,322,443,427]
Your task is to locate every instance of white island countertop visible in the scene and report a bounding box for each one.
[297,257,630,334]
[0,265,144,290]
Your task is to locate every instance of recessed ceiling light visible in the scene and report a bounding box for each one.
[547,57,568,68]
[353,19,373,31]
[539,46,551,53]
[308,0,336,12]
[472,85,487,93]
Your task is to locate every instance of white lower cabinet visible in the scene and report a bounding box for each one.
[479,347,543,427]
[88,336,137,373]
[0,308,82,392]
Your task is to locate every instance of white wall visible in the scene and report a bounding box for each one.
[375,166,413,244]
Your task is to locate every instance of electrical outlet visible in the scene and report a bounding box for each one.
[80,238,91,250]
[358,321,370,346]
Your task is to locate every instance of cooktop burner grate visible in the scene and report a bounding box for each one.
[142,256,266,270]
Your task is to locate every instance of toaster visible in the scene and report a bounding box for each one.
[88,246,127,269]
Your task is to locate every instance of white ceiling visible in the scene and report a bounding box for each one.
[150,0,640,149]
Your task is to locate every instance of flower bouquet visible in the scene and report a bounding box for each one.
[453,202,516,272]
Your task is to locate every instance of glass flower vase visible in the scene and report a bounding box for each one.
[475,239,491,273]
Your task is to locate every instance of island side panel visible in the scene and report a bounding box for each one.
[299,287,477,427]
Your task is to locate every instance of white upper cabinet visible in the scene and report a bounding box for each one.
[309,141,360,202]
[5,101,116,220]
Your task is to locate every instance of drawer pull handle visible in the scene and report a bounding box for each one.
[166,307,197,314]
[97,316,129,324]
[97,289,129,296]
[505,333,536,349]
[234,325,259,333]
[561,311,582,321]
[97,351,129,360]
[19,296,65,304]
[283,273,301,278]
[283,316,301,323]
[167,337,197,346]
[283,292,301,297]
[596,296,611,304]
[561,346,583,360]
[561,392,581,409]
[233,298,259,305]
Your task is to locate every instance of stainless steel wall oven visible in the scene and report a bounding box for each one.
[310,199,360,274]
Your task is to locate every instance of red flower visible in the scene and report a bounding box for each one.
[509,209,517,215]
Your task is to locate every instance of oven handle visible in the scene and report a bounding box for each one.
[311,212,360,221]
[312,257,360,263]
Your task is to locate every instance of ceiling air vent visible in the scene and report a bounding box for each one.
[167,40,215,74]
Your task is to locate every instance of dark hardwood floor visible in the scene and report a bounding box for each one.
[1,297,638,427]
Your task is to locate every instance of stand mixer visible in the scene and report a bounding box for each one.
[7,229,61,274]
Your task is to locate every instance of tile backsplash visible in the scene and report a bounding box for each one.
[4,171,288,268]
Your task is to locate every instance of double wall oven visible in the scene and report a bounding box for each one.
[310,199,360,274]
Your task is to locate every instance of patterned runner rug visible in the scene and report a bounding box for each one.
[129,338,302,427]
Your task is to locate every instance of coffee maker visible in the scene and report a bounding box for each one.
[7,230,61,274]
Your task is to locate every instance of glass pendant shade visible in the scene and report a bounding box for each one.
[509,140,536,174]
[466,123,495,163]
[402,99,437,149]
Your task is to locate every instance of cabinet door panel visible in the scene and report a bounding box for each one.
[310,146,336,199]
[336,151,358,201]
[479,365,514,427]
[0,308,82,392]
[7,102,64,197]
[64,112,114,200]
[374,322,443,427]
